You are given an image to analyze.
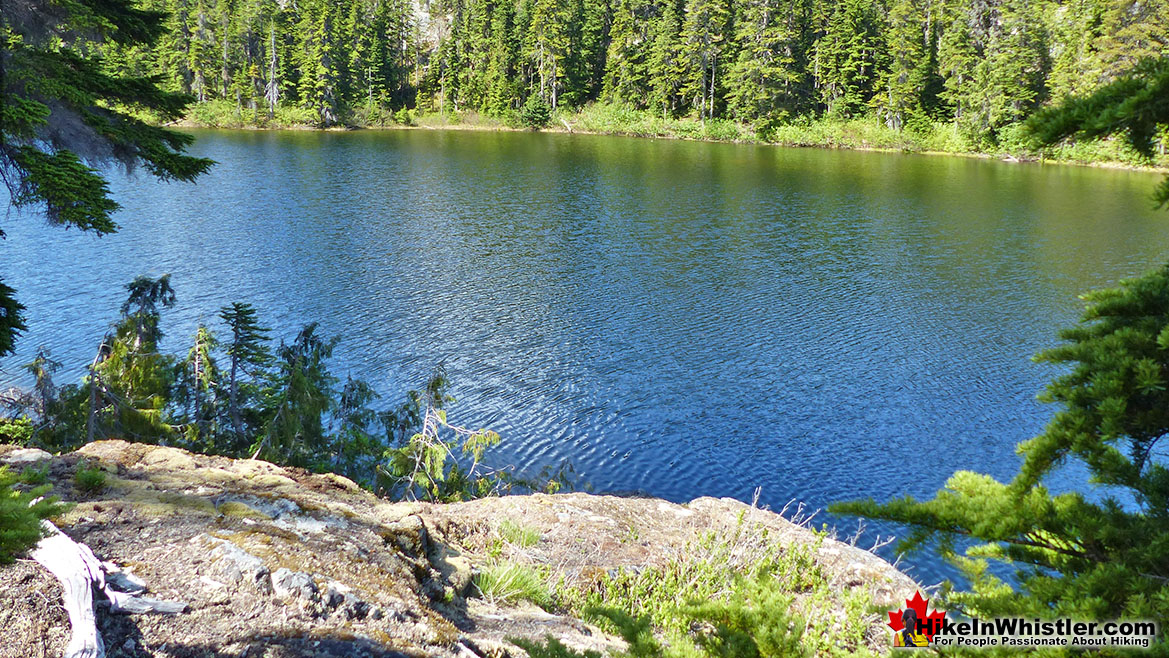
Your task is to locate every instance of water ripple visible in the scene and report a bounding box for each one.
[1,130,1167,584]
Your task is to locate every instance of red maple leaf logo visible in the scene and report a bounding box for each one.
[887,591,947,640]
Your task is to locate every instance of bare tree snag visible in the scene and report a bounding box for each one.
[30,521,186,658]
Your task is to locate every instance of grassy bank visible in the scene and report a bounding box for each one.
[177,99,1168,172]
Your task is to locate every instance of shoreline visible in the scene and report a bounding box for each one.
[168,114,1169,177]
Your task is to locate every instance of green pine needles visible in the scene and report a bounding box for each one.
[0,467,63,564]
[834,59,1169,654]
[833,265,1169,647]
[1,0,213,358]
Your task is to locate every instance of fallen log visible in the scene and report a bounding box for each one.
[30,521,186,658]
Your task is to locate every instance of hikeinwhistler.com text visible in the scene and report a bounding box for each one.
[918,617,1159,649]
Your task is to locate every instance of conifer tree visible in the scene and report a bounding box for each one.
[876,0,927,131]
[936,2,977,127]
[1093,0,1169,80]
[527,0,572,107]
[93,275,181,443]
[680,0,731,119]
[294,0,343,124]
[1046,0,1105,101]
[812,0,884,116]
[603,0,647,106]
[484,0,521,114]
[219,302,272,451]
[176,325,221,444]
[256,323,339,466]
[835,59,1169,644]
[647,0,685,116]
[726,0,802,123]
[980,0,1048,134]
[1,0,211,357]
[564,0,610,105]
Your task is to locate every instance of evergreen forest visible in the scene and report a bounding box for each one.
[109,0,1169,149]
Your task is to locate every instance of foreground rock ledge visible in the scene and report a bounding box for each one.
[0,441,917,658]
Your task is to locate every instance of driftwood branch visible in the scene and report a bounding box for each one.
[30,521,186,658]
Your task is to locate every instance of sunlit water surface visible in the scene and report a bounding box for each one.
[3,129,1167,584]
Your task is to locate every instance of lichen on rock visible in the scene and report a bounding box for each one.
[0,440,919,657]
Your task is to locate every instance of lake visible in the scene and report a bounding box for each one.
[2,129,1167,584]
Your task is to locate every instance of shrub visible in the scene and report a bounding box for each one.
[521,95,552,129]
[554,514,873,657]
[73,460,107,495]
[0,417,34,445]
[393,107,415,126]
[19,463,49,485]
[0,467,62,563]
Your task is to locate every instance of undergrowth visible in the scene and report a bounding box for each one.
[530,512,880,658]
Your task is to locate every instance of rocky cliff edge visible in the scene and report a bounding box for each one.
[0,441,917,658]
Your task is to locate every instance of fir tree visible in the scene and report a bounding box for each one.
[219,302,272,451]
[0,0,211,357]
[256,323,339,466]
[835,59,1169,646]
[726,0,802,123]
[876,0,927,131]
[603,0,648,106]
[812,0,884,117]
[647,0,685,116]
[680,0,731,119]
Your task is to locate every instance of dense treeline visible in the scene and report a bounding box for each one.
[107,0,1169,145]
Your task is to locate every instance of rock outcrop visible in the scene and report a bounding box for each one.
[0,441,918,658]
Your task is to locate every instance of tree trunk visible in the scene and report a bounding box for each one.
[31,521,185,658]
[229,353,243,442]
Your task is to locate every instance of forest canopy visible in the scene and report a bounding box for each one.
[103,0,1169,150]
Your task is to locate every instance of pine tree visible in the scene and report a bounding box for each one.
[256,323,339,466]
[835,60,1169,646]
[812,0,884,117]
[726,0,802,123]
[332,375,383,483]
[876,0,927,131]
[484,0,521,114]
[647,0,685,116]
[176,325,221,445]
[1,0,211,356]
[527,0,572,107]
[1094,0,1169,80]
[680,0,731,119]
[219,302,272,452]
[93,276,181,443]
[1046,0,1105,101]
[121,274,178,351]
[603,0,647,106]
[1026,58,1169,206]
[936,1,977,126]
[981,0,1048,134]
[294,0,343,124]
[565,0,611,105]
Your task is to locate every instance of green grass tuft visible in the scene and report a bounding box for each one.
[499,519,541,548]
[474,562,551,607]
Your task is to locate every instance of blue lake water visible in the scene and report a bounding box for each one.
[2,129,1167,584]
